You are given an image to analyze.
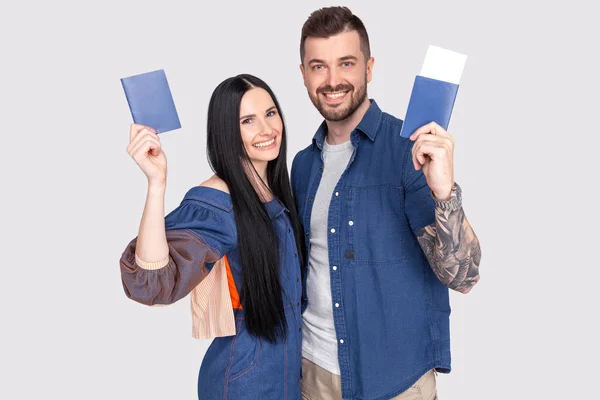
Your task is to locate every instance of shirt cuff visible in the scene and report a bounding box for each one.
[135,253,170,270]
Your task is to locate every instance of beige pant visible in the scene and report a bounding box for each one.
[300,358,438,400]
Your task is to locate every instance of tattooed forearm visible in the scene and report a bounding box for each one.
[416,206,481,293]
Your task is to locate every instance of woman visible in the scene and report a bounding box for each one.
[119,74,305,399]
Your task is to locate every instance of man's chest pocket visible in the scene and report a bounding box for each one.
[347,185,413,266]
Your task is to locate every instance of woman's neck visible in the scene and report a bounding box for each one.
[247,160,273,202]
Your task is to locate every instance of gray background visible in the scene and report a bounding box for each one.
[1,0,598,398]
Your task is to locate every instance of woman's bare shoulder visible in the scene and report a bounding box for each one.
[199,175,230,194]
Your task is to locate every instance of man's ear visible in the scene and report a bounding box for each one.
[366,57,375,83]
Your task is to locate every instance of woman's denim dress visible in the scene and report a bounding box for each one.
[120,186,303,399]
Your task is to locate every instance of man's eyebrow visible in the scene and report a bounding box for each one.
[308,55,358,64]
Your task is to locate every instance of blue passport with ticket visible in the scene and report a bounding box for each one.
[120,69,181,134]
[400,46,467,138]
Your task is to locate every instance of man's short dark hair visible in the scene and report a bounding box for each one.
[300,6,371,64]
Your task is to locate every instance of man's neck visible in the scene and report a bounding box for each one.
[325,98,371,145]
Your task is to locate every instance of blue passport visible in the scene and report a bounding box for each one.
[120,69,181,133]
[400,45,467,138]
[399,75,459,137]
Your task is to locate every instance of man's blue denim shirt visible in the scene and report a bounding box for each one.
[292,100,451,400]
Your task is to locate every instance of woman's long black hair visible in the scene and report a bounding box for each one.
[206,74,305,343]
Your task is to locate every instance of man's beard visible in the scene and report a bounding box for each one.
[309,77,368,122]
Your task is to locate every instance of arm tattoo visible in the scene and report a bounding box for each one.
[416,207,481,293]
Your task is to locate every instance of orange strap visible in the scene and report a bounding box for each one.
[224,255,242,309]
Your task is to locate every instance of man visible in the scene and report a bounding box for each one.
[291,6,482,400]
